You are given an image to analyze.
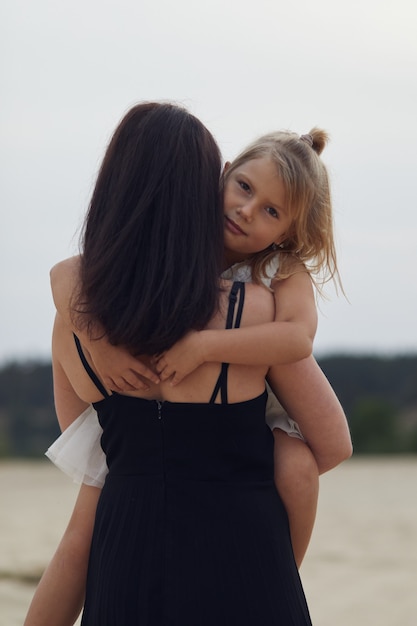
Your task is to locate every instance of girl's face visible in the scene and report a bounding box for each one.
[223,157,292,265]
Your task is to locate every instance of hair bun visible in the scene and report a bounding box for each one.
[301,128,329,155]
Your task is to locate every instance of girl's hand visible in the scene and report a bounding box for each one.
[155,331,207,385]
[89,340,160,392]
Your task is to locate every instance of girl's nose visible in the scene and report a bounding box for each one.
[237,201,254,221]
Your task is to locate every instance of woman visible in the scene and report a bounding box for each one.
[25,102,312,625]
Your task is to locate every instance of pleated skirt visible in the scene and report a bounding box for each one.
[81,473,312,626]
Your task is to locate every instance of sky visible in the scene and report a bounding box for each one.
[1,0,417,363]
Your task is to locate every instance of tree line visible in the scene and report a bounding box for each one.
[0,355,416,458]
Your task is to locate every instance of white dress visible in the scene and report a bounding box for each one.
[46,259,304,487]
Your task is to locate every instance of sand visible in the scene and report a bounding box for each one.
[1,458,416,625]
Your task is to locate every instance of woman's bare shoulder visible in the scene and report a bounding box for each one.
[211,280,274,331]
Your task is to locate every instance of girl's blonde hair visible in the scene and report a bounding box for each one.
[224,128,341,293]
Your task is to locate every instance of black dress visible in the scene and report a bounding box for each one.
[78,282,312,625]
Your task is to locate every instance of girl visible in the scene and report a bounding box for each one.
[25,101,313,625]
[49,126,351,566]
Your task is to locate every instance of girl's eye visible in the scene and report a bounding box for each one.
[238,180,250,192]
[265,207,278,218]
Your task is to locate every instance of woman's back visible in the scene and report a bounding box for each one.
[53,280,275,411]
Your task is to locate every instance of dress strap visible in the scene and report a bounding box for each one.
[73,334,111,399]
[209,281,245,404]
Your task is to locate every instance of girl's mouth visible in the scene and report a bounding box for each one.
[225,216,246,235]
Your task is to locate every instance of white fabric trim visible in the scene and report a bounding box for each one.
[45,405,107,487]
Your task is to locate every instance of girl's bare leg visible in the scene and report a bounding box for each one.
[273,430,319,568]
[24,484,100,626]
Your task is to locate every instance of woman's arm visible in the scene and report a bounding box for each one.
[155,271,317,385]
[50,257,160,391]
[52,344,89,431]
[267,356,353,474]
[24,484,100,626]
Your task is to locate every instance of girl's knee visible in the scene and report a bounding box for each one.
[273,430,318,494]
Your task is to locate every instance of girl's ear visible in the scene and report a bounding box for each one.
[222,161,231,175]
[274,227,294,248]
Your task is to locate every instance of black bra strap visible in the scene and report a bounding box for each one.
[234,280,245,330]
[209,362,229,404]
[73,334,110,399]
[209,281,245,404]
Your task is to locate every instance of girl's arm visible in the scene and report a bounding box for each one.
[155,270,317,385]
[50,257,160,391]
[267,356,353,474]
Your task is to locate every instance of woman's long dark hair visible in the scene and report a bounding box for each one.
[76,102,224,355]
